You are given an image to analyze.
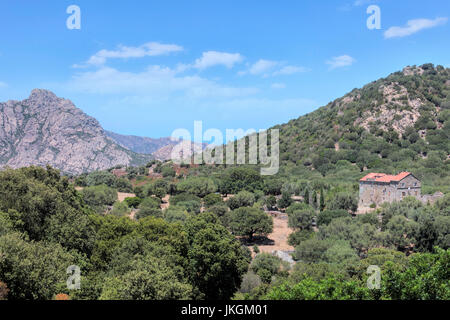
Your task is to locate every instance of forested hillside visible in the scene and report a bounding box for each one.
[0,166,250,300]
[272,63,449,193]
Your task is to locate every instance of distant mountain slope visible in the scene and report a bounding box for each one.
[151,140,207,161]
[106,131,207,161]
[0,89,151,174]
[105,131,177,155]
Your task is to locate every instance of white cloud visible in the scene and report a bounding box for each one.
[0,81,7,88]
[353,0,377,6]
[193,51,244,70]
[384,17,448,39]
[271,83,286,89]
[238,59,279,76]
[272,65,309,76]
[239,60,308,77]
[249,59,279,75]
[338,0,378,12]
[83,42,183,66]
[63,65,259,99]
[326,55,356,70]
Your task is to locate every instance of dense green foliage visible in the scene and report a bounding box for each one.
[1,65,449,300]
[0,167,249,300]
[81,184,117,214]
[229,207,273,240]
[265,248,449,300]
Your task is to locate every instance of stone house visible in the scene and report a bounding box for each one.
[358,172,422,208]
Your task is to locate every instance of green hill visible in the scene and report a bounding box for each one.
[267,63,449,193]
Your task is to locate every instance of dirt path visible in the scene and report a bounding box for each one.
[161,194,170,210]
[356,207,376,215]
[117,192,136,202]
[129,209,138,220]
[250,212,294,255]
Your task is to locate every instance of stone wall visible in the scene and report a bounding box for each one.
[394,175,421,201]
[420,192,444,204]
[359,175,422,208]
[359,182,397,207]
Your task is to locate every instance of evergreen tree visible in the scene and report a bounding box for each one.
[312,191,317,209]
[319,188,325,211]
[304,188,310,205]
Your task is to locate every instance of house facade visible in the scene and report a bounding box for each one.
[358,172,421,208]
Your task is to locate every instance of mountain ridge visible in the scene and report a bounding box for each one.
[105,131,178,155]
[0,89,151,174]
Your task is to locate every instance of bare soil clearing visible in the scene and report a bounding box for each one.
[246,212,294,256]
[118,192,136,202]
[259,213,294,253]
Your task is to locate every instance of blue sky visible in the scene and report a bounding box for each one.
[0,0,449,139]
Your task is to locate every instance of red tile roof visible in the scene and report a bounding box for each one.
[360,172,411,183]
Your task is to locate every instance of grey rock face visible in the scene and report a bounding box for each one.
[105,130,179,155]
[0,89,144,174]
[272,250,295,265]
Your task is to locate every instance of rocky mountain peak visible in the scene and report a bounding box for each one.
[27,89,65,108]
[0,90,150,174]
[29,88,59,100]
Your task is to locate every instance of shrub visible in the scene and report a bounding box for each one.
[136,208,163,220]
[250,253,282,284]
[176,177,217,197]
[317,210,349,226]
[164,206,189,224]
[328,192,358,212]
[239,272,262,294]
[81,185,118,213]
[161,166,176,178]
[227,191,256,210]
[277,192,293,209]
[203,193,223,207]
[170,193,201,206]
[288,209,315,231]
[110,201,130,217]
[229,207,273,240]
[288,230,315,247]
[124,197,142,209]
